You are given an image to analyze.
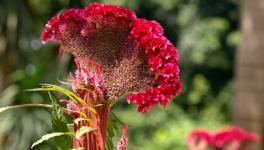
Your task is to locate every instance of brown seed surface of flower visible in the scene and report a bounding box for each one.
[59,23,156,101]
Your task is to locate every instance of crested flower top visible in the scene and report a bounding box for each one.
[42,2,181,113]
[186,127,258,149]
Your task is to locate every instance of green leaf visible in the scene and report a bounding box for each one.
[31,132,74,149]
[0,106,18,113]
[26,84,96,114]
[49,92,73,150]
[106,111,124,150]
[70,148,84,150]
[67,123,74,133]
[75,126,97,139]
[0,104,53,114]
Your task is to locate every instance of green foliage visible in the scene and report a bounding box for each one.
[0,104,50,113]
[70,148,84,150]
[28,84,98,149]
[31,132,74,149]
[114,104,227,150]
[75,126,97,139]
[188,74,210,105]
[49,92,73,150]
[27,84,96,113]
[28,83,96,118]
[106,111,124,150]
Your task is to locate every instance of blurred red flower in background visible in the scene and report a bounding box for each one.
[186,127,258,150]
[214,127,258,149]
[117,125,129,150]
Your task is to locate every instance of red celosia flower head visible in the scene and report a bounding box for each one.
[186,129,213,146]
[186,127,259,150]
[213,127,259,149]
[117,125,129,150]
[42,2,181,113]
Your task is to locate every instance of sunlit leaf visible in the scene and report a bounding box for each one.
[26,84,96,114]
[66,109,89,119]
[57,77,72,85]
[0,103,89,120]
[0,104,52,114]
[75,126,97,139]
[70,148,84,150]
[31,132,74,149]
[49,92,73,149]
[0,106,16,113]
[67,123,74,133]
[74,117,92,126]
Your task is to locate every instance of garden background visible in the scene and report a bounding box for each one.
[0,0,263,150]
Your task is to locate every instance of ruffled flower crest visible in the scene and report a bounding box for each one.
[42,2,181,113]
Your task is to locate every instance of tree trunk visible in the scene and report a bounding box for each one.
[233,0,264,149]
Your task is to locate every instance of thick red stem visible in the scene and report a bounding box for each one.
[73,93,110,150]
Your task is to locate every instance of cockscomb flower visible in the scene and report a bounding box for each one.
[42,2,181,113]
[186,129,213,146]
[186,127,258,150]
[213,127,259,149]
[70,58,104,101]
[117,125,129,150]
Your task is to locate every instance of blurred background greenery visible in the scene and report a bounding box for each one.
[0,0,241,149]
